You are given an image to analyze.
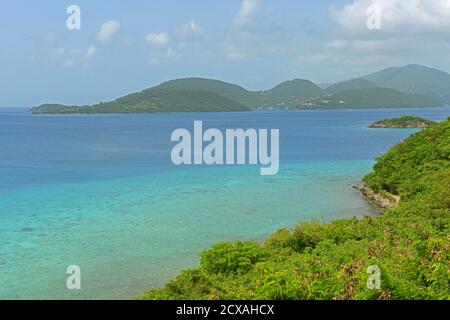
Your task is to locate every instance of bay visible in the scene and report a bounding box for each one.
[0,106,449,299]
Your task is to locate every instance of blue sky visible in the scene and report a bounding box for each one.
[1,0,450,107]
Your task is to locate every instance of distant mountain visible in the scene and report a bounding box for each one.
[156,78,263,107]
[297,87,441,109]
[260,79,323,107]
[31,88,249,114]
[324,78,377,95]
[31,64,449,114]
[363,64,450,104]
[157,78,322,108]
[31,78,323,114]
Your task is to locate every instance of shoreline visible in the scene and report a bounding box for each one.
[135,181,392,299]
[356,183,400,212]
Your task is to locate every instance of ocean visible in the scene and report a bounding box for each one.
[0,106,449,299]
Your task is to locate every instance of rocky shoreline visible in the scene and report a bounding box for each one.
[369,122,430,129]
[354,183,400,212]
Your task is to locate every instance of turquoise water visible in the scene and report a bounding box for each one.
[0,107,449,299]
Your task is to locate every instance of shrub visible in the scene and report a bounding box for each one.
[200,241,269,275]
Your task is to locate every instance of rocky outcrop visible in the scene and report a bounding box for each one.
[357,184,400,212]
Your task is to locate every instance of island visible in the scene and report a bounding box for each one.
[30,78,323,114]
[369,116,436,128]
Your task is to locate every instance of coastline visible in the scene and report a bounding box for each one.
[141,119,449,300]
[356,183,400,212]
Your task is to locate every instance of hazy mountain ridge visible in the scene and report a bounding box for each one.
[363,64,450,104]
[324,79,378,95]
[298,87,440,109]
[31,65,448,114]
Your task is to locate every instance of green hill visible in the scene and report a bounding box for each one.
[156,78,263,107]
[298,87,441,109]
[31,88,250,114]
[363,64,450,104]
[157,78,324,108]
[261,79,323,107]
[324,79,377,95]
[30,78,325,114]
[140,118,450,300]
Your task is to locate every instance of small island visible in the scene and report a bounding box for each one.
[369,116,436,129]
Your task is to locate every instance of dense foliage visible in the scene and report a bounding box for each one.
[140,119,450,300]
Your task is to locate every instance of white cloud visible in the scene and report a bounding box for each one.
[85,45,98,59]
[145,32,170,47]
[148,48,181,65]
[97,20,121,44]
[174,20,202,41]
[224,0,262,60]
[315,0,450,76]
[234,0,261,27]
[331,0,450,37]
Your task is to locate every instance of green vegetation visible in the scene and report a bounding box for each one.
[298,87,441,109]
[31,78,324,114]
[31,89,250,114]
[140,119,450,300]
[369,116,436,129]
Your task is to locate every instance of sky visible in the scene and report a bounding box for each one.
[1,0,450,107]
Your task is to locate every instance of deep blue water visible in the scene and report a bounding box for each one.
[0,106,449,299]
